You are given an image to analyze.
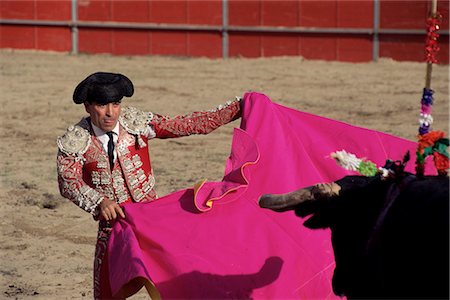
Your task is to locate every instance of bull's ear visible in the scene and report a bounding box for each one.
[303,214,330,229]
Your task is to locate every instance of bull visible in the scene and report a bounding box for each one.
[259,173,449,299]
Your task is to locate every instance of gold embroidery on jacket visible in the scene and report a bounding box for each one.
[119,106,155,147]
[57,118,91,156]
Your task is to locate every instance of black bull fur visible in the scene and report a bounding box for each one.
[259,175,449,299]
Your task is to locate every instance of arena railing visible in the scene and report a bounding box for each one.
[0,0,448,61]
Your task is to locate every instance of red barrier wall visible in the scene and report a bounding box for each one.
[0,0,448,63]
[0,0,72,51]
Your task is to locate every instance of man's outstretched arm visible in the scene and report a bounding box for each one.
[150,98,241,138]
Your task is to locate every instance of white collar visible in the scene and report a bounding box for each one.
[91,121,120,137]
[91,121,119,157]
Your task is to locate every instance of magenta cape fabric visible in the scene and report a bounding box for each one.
[108,92,433,299]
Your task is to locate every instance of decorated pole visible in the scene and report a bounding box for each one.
[424,0,438,90]
[420,0,439,136]
[416,0,449,177]
[330,1,448,179]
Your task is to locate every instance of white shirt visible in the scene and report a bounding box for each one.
[91,122,119,162]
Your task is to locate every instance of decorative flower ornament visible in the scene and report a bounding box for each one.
[330,150,361,172]
[415,130,449,176]
[418,88,435,135]
[330,150,387,177]
[419,113,433,126]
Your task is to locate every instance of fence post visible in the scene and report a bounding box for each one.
[71,0,78,54]
[372,0,380,62]
[222,0,229,59]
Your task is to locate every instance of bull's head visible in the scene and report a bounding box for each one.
[259,181,341,228]
[259,176,387,298]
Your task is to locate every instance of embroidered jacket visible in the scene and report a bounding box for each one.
[57,99,241,216]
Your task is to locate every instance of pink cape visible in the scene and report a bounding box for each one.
[108,92,433,298]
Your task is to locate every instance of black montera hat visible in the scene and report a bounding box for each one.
[73,72,134,104]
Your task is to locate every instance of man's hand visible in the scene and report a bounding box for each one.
[98,198,125,221]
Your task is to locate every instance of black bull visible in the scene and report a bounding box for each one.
[259,175,449,299]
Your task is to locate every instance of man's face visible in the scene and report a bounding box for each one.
[84,101,121,132]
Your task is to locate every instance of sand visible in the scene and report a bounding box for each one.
[0,49,448,299]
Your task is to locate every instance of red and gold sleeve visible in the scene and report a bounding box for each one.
[57,151,103,215]
[150,98,241,139]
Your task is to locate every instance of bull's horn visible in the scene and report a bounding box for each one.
[258,187,314,212]
[258,182,341,212]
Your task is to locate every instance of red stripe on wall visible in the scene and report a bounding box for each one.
[337,35,372,62]
[112,29,150,55]
[188,32,222,58]
[79,28,113,54]
[229,33,261,58]
[187,1,222,25]
[78,0,111,22]
[111,1,149,23]
[229,0,261,26]
[301,35,338,61]
[151,31,188,56]
[35,1,71,21]
[262,1,298,27]
[299,1,338,27]
[0,25,35,49]
[0,0,35,19]
[337,1,373,28]
[0,0,448,63]
[150,0,187,24]
[36,26,71,51]
[261,33,299,57]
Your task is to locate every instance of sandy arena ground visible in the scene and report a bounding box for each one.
[0,50,448,299]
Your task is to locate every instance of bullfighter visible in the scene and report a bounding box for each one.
[56,72,241,299]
